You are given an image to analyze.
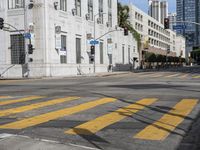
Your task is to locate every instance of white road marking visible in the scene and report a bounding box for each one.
[69,143,101,150]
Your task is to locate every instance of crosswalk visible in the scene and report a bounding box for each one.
[133,72,200,79]
[0,96,199,141]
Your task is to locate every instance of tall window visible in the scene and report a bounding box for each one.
[76,38,81,64]
[60,35,67,64]
[60,0,67,11]
[88,0,93,21]
[100,42,104,64]
[98,0,103,24]
[8,0,24,9]
[10,34,25,64]
[108,0,112,27]
[75,0,81,16]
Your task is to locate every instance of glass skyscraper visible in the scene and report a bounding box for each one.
[177,0,200,47]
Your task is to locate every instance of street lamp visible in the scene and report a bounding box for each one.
[93,12,106,73]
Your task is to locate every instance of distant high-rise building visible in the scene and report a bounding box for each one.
[168,13,177,30]
[160,1,168,24]
[148,0,168,24]
[176,0,200,48]
[149,0,160,22]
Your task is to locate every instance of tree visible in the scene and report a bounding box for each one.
[118,3,142,65]
[156,54,164,68]
[191,49,200,62]
[118,3,141,46]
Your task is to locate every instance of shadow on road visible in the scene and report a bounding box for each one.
[177,111,200,150]
[108,84,185,89]
[68,128,109,150]
[90,92,194,138]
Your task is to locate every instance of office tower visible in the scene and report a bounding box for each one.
[168,13,177,30]
[176,0,200,47]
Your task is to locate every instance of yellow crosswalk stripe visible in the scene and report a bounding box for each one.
[193,75,200,79]
[65,98,157,135]
[0,96,44,106]
[0,98,116,129]
[0,97,80,117]
[134,99,198,141]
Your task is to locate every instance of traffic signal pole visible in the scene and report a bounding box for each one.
[24,0,30,78]
[171,21,200,26]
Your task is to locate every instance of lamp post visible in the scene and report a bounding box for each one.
[93,12,106,73]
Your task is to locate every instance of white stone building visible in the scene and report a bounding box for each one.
[0,0,138,78]
[175,35,186,58]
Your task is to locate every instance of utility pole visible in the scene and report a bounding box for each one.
[24,0,29,78]
[93,13,106,73]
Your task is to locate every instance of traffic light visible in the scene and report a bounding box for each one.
[124,27,128,36]
[0,18,4,30]
[28,44,33,54]
[91,45,95,55]
[133,57,138,61]
[29,58,33,62]
[164,18,169,29]
[28,0,34,9]
[90,56,94,62]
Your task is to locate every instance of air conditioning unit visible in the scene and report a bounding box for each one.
[85,13,90,20]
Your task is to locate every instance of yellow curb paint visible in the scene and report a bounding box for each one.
[0,97,80,117]
[0,98,116,129]
[134,99,198,141]
[65,98,157,135]
[193,75,200,79]
[0,96,44,106]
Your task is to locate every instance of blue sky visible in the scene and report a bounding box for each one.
[119,0,176,13]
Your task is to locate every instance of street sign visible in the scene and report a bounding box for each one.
[90,40,99,45]
[173,25,186,30]
[24,33,31,39]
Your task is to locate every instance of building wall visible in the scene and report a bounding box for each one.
[175,35,186,58]
[0,0,138,78]
[168,13,176,31]
[130,4,176,56]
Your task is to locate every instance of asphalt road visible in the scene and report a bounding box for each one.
[0,67,199,150]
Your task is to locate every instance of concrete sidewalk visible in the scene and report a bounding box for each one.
[0,71,130,80]
[0,134,97,150]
